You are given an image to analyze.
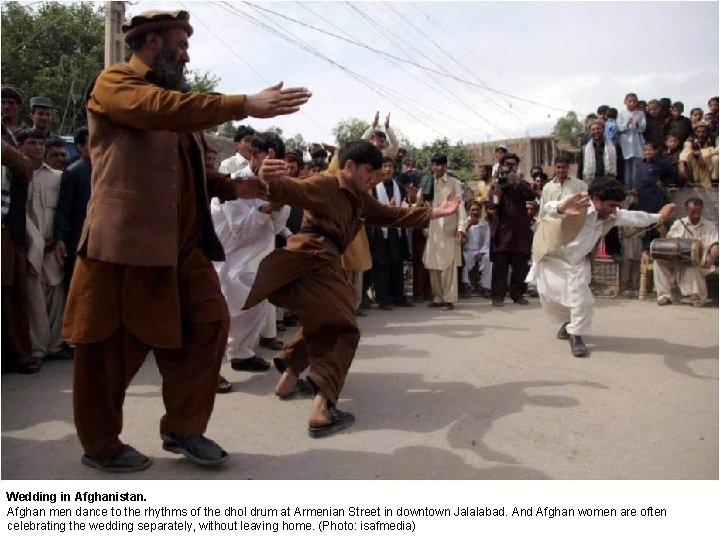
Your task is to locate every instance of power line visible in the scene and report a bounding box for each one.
[345,2,500,137]
[215,2,450,140]
[185,2,330,134]
[240,1,567,113]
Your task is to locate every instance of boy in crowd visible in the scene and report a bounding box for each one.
[664,101,693,145]
[618,93,646,188]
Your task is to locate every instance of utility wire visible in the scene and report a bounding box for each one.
[188,2,330,134]
[216,2,450,140]
[345,2,499,137]
[240,1,567,113]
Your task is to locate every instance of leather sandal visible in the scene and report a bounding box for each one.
[308,407,355,438]
[259,337,284,351]
[216,375,233,394]
[161,433,228,466]
[81,444,152,473]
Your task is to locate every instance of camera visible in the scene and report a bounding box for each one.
[497,170,509,187]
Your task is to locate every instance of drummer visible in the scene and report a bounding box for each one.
[528,177,675,358]
[654,197,719,308]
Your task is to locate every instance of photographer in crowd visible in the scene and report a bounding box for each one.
[487,153,536,307]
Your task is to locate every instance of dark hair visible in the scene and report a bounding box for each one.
[371,130,387,140]
[587,177,626,202]
[597,105,609,115]
[205,146,217,155]
[554,154,570,165]
[671,101,684,111]
[234,125,255,142]
[690,107,704,117]
[398,172,416,187]
[402,158,414,165]
[624,93,638,101]
[310,158,327,171]
[382,156,395,165]
[430,153,448,165]
[533,172,549,183]
[500,153,520,165]
[250,131,286,159]
[708,97,718,105]
[685,196,704,208]
[45,137,65,150]
[15,127,46,145]
[338,140,383,170]
[284,149,303,165]
[585,113,598,120]
[309,147,328,160]
[643,141,659,151]
[73,126,89,147]
[659,98,672,109]
[607,107,618,119]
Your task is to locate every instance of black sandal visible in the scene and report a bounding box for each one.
[216,375,233,394]
[308,407,355,438]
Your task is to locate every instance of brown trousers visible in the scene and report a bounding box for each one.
[73,317,228,464]
[1,227,32,369]
[270,262,360,405]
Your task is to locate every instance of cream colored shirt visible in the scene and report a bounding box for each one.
[539,177,587,216]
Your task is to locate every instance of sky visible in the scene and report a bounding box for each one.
[126,1,718,146]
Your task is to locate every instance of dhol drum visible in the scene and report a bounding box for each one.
[650,238,703,266]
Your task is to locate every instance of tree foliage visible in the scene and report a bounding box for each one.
[284,132,306,153]
[406,137,476,172]
[187,69,220,93]
[552,111,583,146]
[332,117,370,146]
[1,1,104,135]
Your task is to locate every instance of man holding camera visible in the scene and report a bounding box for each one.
[487,153,537,307]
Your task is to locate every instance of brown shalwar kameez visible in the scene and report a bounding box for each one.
[62,56,245,465]
[245,172,432,405]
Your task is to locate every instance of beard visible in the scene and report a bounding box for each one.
[152,47,189,92]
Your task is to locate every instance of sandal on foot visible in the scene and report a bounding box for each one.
[81,444,152,473]
[308,407,355,438]
[161,433,228,466]
[231,355,270,372]
[278,378,315,400]
[259,337,284,351]
[216,375,233,394]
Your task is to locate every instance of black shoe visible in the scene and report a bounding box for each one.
[512,297,529,305]
[283,314,299,327]
[161,433,229,466]
[378,304,394,311]
[569,335,588,357]
[259,337,284,351]
[231,355,270,372]
[360,297,373,309]
[216,375,233,394]
[81,444,152,473]
[276,321,287,332]
[355,308,367,317]
[491,299,503,307]
[393,299,413,307]
[557,322,570,340]
[441,302,454,311]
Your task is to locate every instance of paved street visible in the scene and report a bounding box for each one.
[2,296,717,480]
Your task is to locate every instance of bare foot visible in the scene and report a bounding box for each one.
[274,370,298,397]
[308,393,330,427]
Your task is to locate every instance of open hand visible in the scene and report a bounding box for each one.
[433,192,461,218]
[385,112,391,129]
[372,111,380,128]
[245,82,312,119]
[658,202,676,224]
[558,192,590,215]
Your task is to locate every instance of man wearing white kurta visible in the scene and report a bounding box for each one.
[25,159,65,360]
[529,177,674,357]
[654,197,718,307]
[218,125,254,177]
[420,154,467,310]
[211,195,290,370]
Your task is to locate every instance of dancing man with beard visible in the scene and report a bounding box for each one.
[62,10,311,473]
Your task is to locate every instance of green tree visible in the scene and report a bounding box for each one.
[552,111,583,146]
[406,137,475,173]
[212,121,237,139]
[1,1,104,135]
[284,132,306,153]
[187,69,220,93]
[265,125,284,137]
[332,117,370,146]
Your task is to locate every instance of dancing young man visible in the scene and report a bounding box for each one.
[245,140,460,438]
[529,177,675,357]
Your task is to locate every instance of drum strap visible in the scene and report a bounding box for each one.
[678,218,695,238]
